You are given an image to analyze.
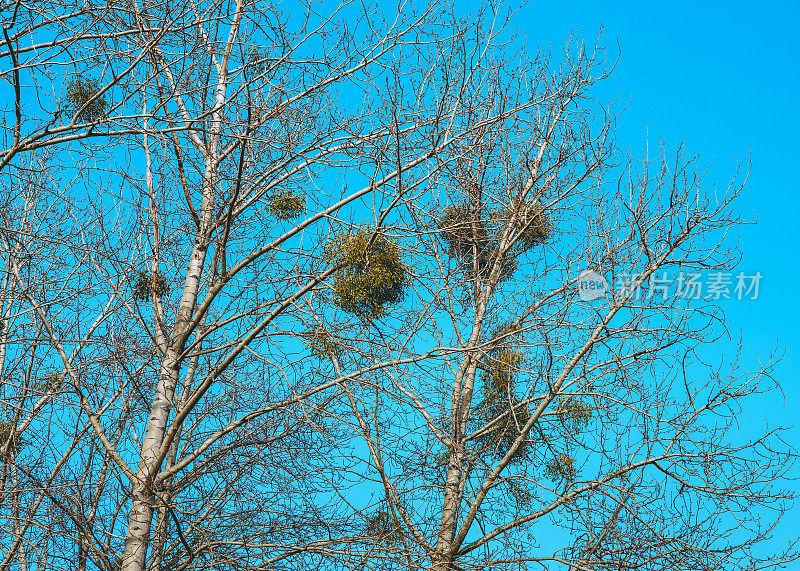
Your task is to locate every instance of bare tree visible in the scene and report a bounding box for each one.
[1,2,795,571]
[303,40,798,571]
[0,2,556,571]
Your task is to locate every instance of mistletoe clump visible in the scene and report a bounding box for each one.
[508,482,533,508]
[557,399,592,432]
[437,200,551,282]
[438,202,491,257]
[247,48,267,75]
[493,202,553,250]
[480,349,524,396]
[132,270,168,301]
[476,349,530,462]
[268,192,306,220]
[475,323,531,462]
[301,327,342,359]
[65,77,108,121]
[326,228,407,319]
[431,447,450,468]
[364,510,404,546]
[545,452,576,481]
[35,371,63,393]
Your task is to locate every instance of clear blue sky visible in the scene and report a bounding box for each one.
[459,0,800,543]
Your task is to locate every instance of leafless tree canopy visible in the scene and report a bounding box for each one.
[0,1,795,571]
